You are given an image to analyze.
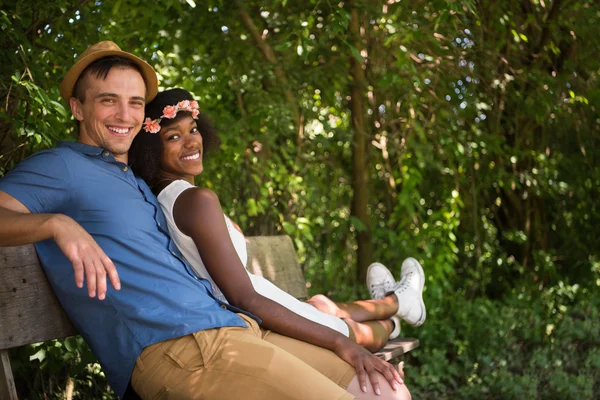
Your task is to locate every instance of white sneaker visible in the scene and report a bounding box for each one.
[391,257,426,326]
[366,262,395,300]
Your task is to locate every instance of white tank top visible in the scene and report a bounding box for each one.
[157,180,248,303]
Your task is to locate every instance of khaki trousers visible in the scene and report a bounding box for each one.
[131,314,356,400]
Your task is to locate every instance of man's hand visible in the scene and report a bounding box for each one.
[51,214,120,300]
[0,192,119,300]
[334,339,403,395]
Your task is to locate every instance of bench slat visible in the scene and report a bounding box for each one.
[246,236,308,300]
[375,337,419,362]
[0,245,75,350]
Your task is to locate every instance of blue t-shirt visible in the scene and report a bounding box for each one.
[0,141,254,398]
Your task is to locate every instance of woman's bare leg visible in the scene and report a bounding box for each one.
[307,293,398,322]
[306,295,401,351]
[344,319,394,352]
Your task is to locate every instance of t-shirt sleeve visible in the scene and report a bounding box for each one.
[0,150,71,213]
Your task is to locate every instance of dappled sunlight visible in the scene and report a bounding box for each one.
[2,0,598,398]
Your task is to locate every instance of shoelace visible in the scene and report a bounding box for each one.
[370,276,395,296]
[369,282,388,297]
[393,271,414,294]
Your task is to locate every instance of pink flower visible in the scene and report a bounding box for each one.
[177,100,190,110]
[192,109,199,119]
[162,105,178,119]
[143,118,161,133]
[190,101,199,109]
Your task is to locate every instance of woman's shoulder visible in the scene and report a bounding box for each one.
[174,184,221,210]
[172,185,226,236]
[159,179,217,201]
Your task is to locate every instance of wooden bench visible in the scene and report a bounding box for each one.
[0,235,418,399]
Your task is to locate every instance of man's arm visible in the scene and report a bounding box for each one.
[0,190,61,244]
[0,191,120,300]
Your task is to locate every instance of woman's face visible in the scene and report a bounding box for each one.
[159,115,203,183]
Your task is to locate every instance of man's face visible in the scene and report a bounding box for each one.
[70,67,146,163]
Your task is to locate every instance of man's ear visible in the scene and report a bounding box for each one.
[69,97,84,121]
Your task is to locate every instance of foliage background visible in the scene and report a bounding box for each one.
[1,0,599,398]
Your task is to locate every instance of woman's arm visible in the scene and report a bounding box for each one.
[173,187,402,394]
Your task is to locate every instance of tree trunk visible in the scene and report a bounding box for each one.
[349,4,372,282]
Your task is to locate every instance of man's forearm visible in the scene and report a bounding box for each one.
[0,206,59,246]
[0,205,121,299]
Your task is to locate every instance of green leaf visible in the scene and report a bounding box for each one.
[282,221,295,235]
[296,217,310,225]
[247,198,258,217]
[112,0,122,15]
[30,348,46,363]
[301,229,314,242]
[349,216,367,232]
[50,101,68,118]
[64,337,77,352]
[341,39,362,62]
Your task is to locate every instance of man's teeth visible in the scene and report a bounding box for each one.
[181,153,200,160]
[108,126,129,134]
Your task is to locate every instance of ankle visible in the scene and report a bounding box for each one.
[385,292,400,308]
[388,316,401,339]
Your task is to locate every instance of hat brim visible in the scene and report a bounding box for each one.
[60,49,158,103]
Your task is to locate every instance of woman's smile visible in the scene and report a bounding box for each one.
[181,151,201,161]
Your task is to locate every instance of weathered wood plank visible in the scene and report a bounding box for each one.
[375,338,420,362]
[0,245,75,350]
[0,350,18,400]
[246,235,308,300]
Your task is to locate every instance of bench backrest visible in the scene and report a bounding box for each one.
[0,235,305,351]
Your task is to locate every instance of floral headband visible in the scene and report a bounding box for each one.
[142,100,200,133]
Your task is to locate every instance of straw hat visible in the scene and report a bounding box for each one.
[59,41,158,103]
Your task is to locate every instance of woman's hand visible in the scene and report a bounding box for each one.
[333,338,403,395]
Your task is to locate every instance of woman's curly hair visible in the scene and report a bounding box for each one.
[129,88,220,189]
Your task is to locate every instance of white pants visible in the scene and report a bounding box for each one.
[248,274,350,337]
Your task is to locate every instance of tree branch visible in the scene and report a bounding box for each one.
[236,2,301,129]
[24,0,91,37]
